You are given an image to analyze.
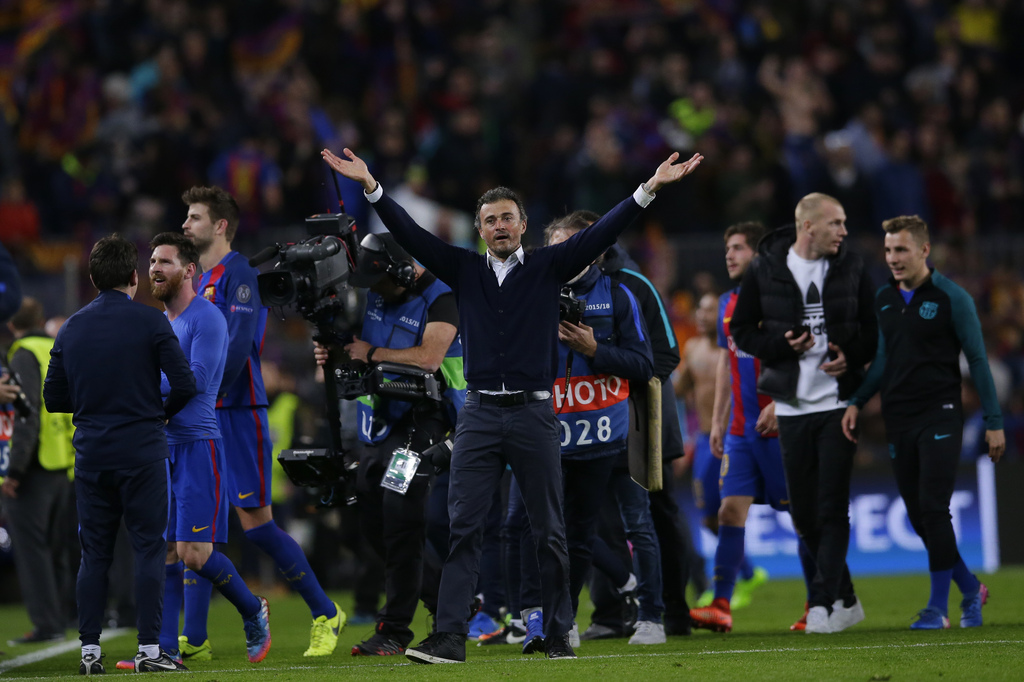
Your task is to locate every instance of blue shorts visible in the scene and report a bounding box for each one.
[167,439,228,543]
[720,433,789,511]
[218,407,273,509]
[691,432,720,519]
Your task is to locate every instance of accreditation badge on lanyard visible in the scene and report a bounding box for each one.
[380,447,421,495]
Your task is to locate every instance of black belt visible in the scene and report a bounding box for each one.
[468,390,551,407]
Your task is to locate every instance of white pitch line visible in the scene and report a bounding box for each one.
[0,628,131,674]
[2,638,1021,678]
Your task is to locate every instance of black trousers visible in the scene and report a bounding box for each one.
[436,395,572,638]
[888,418,964,572]
[5,468,73,636]
[356,411,447,645]
[648,465,693,632]
[75,460,168,647]
[777,409,856,609]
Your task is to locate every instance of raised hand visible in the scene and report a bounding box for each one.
[321,148,378,193]
[646,152,704,193]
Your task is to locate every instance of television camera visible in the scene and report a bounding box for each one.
[252,213,441,506]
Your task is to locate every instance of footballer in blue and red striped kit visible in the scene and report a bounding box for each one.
[691,222,813,636]
[182,186,345,659]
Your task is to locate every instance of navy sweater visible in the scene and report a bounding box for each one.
[43,290,196,471]
[371,192,645,391]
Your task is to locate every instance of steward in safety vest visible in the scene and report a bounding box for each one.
[4,328,75,484]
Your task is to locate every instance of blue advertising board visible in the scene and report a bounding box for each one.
[681,459,999,579]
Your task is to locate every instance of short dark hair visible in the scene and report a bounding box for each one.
[89,234,138,291]
[543,210,601,245]
[474,187,528,231]
[150,231,200,268]
[724,221,766,250]
[882,215,929,245]
[181,185,241,241]
[9,296,44,332]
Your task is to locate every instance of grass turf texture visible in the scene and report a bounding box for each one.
[1,568,1022,680]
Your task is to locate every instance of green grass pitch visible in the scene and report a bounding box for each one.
[1,568,1022,680]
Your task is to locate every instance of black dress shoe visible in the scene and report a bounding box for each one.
[405,632,466,664]
[545,633,577,659]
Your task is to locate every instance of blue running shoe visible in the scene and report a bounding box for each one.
[960,583,988,628]
[243,596,272,663]
[522,609,544,654]
[910,607,950,630]
[467,611,502,641]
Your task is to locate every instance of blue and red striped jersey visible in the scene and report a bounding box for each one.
[718,289,774,438]
[197,251,268,408]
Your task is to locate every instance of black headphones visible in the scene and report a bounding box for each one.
[361,234,416,289]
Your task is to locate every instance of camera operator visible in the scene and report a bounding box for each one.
[314,232,465,656]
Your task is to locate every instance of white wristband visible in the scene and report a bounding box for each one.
[365,182,384,203]
[633,183,655,208]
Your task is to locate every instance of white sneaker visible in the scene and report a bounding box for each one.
[618,573,638,594]
[628,621,666,644]
[568,622,580,648]
[830,597,865,632]
[805,606,832,634]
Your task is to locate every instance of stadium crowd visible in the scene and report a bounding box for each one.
[0,0,1021,665]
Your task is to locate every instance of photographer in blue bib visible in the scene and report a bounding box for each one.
[315,232,466,656]
[502,214,663,651]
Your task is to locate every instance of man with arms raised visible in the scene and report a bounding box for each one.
[322,145,701,663]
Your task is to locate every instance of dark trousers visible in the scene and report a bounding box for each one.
[356,412,446,645]
[437,396,572,638]
[888,419,964,572]
[5,468,73,635]
[508,457,618,619]
[75,460,168,647]
[589,500,632,632]
[777,409,856,609]
[648,465,693,631]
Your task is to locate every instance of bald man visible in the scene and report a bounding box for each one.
[729,194,877,634]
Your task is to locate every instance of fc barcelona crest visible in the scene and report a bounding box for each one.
[203,285,216,301]
[919,301,938,319]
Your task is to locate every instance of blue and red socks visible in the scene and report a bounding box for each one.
[712,525,746,603]
[927,568,953,615]
[195,551,261,620]
[182,569,213,644]
[951,557,981,597]
[160,562,184,653]
[244,520,334,619]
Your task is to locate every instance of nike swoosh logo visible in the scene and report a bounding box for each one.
[723,316,732,323]
[192,525,210,533]
[934,434,951,440]
[881,305,892,311]
[238,492,255,499]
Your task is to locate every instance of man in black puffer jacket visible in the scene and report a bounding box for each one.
[730,193,876,635]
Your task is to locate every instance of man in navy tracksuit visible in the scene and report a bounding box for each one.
[44,234,196,674]
[322,145,702,663]
[842,215,1003,630]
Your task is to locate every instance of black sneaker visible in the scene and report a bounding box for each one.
[351,632,406,656]
[79,653,105,675]
[545,633,577,659]
[405,632,466,664]
[10,630,66,646]
[134,650,189,672]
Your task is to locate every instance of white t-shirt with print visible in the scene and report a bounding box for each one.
[774,248,842,417]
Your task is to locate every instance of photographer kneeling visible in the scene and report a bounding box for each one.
[315,233,465,656]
